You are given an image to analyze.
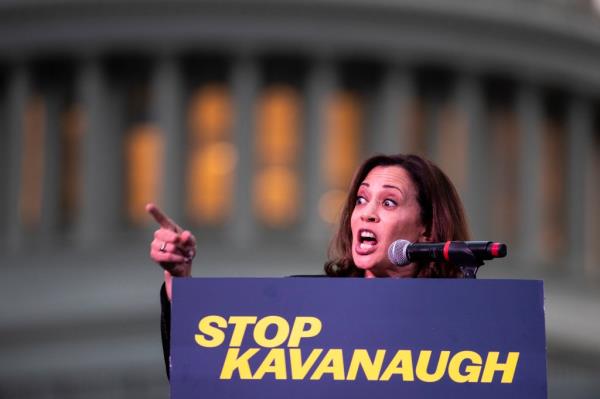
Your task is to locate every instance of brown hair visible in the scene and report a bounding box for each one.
[324,154,471,278]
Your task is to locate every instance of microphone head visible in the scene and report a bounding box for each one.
[388,239,411,266]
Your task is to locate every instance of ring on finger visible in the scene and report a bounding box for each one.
[159,241,167,252]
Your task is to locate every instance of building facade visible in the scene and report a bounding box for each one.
[1,1,599,397]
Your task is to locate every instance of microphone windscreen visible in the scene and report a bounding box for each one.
[388,239,411,266]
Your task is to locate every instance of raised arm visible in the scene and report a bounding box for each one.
[146,203,196,301]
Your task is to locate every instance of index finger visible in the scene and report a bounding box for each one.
[145,203,183,233]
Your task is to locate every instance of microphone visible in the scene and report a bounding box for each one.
[388,239,507,266]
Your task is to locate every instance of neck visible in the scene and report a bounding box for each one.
[363,263,417,278]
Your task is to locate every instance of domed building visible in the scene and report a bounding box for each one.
[1,1,599,397]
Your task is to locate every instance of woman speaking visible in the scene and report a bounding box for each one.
[150,153,470,285]
[147,153,471,376]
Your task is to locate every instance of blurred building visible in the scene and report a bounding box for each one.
[1,0,599,398]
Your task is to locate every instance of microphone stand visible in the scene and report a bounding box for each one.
[447,241,483,279]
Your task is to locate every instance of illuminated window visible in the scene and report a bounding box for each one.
[20,95,45,230]
[320,91,362,224]
[540,114,567,263]
[436,102,468,195]
[125,123,163,225]
[59,104,83,226]
[186,84,236,225]
[254,85,301,228]
[118,73,163,227]
[404,96,427,155]
[489,105,520,246]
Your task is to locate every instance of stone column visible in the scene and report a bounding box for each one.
[583,125,599,277]
[302,59,336,246]
[229,55,259,247]
[153,54,185,223]
[4,63,30,250]
[454,73,488,238]
[0,81,5,245]
[566,95,593,276]
[370,65,415,154]
[77,57,121,245]
[516,84,543,265]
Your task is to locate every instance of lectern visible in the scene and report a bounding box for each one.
[171,278,546,398]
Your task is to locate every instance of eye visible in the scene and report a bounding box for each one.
[382,199,397,208]
[356,196,367,205]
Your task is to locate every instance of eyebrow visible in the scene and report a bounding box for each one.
[383,184,402,193]
[360,182,403,193]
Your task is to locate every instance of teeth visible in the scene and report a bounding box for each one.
[360,230,375,238]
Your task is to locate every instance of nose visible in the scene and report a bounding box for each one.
[360,203,379,223]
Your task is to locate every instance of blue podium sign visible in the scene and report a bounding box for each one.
[171,278,546,398]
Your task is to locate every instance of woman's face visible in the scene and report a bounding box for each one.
[350,165,427,278]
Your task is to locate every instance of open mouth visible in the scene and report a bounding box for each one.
[357,229,378,251]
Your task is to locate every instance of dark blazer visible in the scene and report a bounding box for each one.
[159,284,172,379]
